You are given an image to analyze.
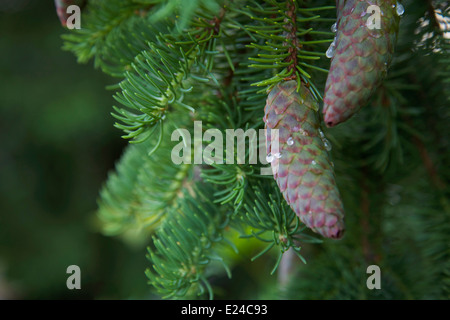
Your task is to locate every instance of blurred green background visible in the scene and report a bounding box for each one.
[0,0,151,299]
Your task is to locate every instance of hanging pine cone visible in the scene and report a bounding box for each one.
[322,0,402,127]
[264,80,345,239]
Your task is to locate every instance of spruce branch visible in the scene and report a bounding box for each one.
[145,186,233,299]
[112,4,230,144]
[240,183,320,273]
[244,0,334,96]
[58,0,450,300]
[97,124,194,243]
[62,0,143,66]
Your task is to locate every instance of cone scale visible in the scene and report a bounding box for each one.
[323,0,401,127]
[264,81,345,239]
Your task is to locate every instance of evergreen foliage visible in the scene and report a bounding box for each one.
[63,0,450,299]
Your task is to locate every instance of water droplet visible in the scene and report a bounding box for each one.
[396,3,404,16]
[287,137,294,146]
[331,22,337,33]
[326,47,335,58]
[331,161,335,168]
[319,129,325,138]
[274,152,282,159]
[319,130,332,151]
[266,153,274,163]
[326,40,336,59]
[383,62,389,73]
[311,160,317,165]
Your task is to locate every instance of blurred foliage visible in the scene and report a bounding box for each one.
[0,0,149,299]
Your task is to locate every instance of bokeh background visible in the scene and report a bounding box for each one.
[0,0,150,299]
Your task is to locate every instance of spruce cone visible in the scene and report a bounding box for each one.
[264,81,345,239]
[323,0,401,127]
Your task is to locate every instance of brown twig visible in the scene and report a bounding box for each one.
[284,0,302,80]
